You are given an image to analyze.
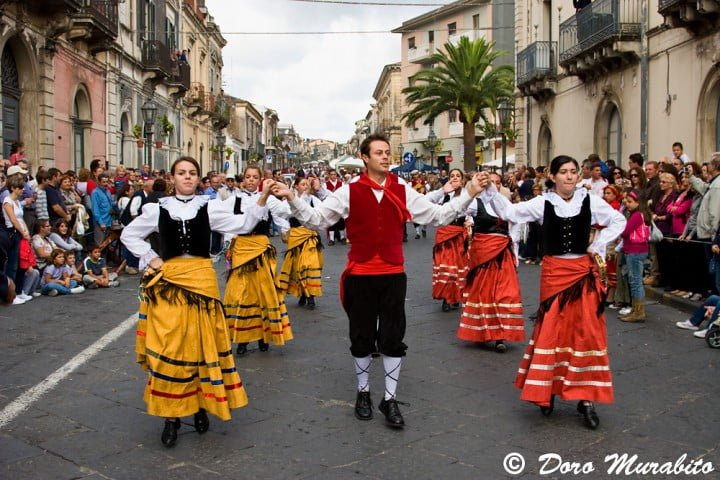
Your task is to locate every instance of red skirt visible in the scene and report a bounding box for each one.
[458,234,524,342]
[515,255,614,406]
[431,225,468,305]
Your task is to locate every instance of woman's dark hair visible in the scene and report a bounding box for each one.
[628,167,647,189]
[293,176,306,188]
[609,167,625,185]
[170,156,201,176]
[152,178,167,192]
[448,168,464,183]
[545,155,579,190]
[53,219,71,236]
[243,165,262,177]
[626,189,652,225]
[10,141,24,154]
[116,183,133,199]
[6,175,25,191]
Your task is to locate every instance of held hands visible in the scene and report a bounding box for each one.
[270,182,294,201]
[467,172,490,197]
[442,179,458,194]
[148,257,164,270]
[260,179,276,198]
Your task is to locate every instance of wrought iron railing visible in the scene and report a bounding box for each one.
[85,0,119,37]
[559,0,640,63]
[142,40,173,76]
[517,41,557,85]
[168,63,191,91]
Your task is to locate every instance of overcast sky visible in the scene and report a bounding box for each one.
[205,0,438,143]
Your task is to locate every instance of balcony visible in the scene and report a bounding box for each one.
[408,125,430,142]
[67,0,119,53]
[658,0,720,34]
[517,41,558,100]
[559,0,641,81]
[166,63,191,98]
[141,40,173,80]
[408,44,436,64]
[448,122,463,137]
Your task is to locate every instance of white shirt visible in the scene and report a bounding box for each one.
[2,196,24,230]
[579,177,608,197]
[287,176,475,231]
[238,189,291,233]
[481,184,625,258]
[120,194,268,268]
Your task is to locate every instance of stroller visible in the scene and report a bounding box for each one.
[705,317,720,349]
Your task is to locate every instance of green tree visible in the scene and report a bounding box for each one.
[402,37,514,172]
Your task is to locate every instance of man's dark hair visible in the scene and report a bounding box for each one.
[97,172,110,182]
[628,153,644,167]
[36,170,50,183]
[152,178,167,192]
[672,142,684,150]
[587,153,601,163]
[359,133,390,157]
[47,167,62,179]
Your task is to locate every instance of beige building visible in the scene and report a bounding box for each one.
[371,63,403,164]
[515,0,720,168]
[227,98,263,170]
[393,0,514,170]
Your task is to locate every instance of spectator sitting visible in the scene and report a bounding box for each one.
[18,236,40,300]
[82,244,119,289]
[31,220,56,270]
[48,219,83,253]
[675,295,719,335]
[41,248,84,296]
[65,251,82,283]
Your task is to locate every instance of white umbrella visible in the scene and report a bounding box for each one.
[335,156,365,170]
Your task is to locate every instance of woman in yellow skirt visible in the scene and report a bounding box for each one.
[225,166,293,356]
[121,156,271,447]
[277,176,324,309]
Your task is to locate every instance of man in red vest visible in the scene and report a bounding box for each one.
[272,134,484,428]
[324,169,346,245]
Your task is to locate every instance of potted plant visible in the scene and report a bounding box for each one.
[159,114,174,138]
[132,124,144,147]
[224,146,233,159]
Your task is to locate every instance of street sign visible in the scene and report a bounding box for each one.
[403,152,415,164]
[446,155,454,164]
[223,161,230,171]
[265,154,273,163]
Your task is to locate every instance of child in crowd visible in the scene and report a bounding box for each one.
[82,245,119,288]
[65,251,83,284]
[41,249,85,296]
[18,237,41,300]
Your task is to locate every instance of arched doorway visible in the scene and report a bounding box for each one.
[72,87,92,171]
[537,123,553,166]
[120,112,132,166]
[606,105,621,166]
[1,45,20,158]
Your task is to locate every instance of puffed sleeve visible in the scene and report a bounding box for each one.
[208,196,268,236]
[484,184,545,224]
[120,202,160,268]
[589,195,626,258]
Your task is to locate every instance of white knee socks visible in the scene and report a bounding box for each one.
[353,356,371,392]
[383,356,402,401]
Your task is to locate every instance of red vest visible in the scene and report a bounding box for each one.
[325,179,342,192]
[346,177,406,265]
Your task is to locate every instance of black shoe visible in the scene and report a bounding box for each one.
[236,343,248,356]
[403,236,408,243]
[422,229,426,238]
[378,398,405,428]
[258,339,269,352]
[539,394,555,416]
[495,340,507,353]
[441,301,451,312]
[577,401,600,429]
[354,391,373,420]
[298,296,307,307]
[161,418,180,447]
[340,238,347,245]
[451,303,461,310]
[307,296,316,310]
[194,408,210,434]
[415,234,421,240]
[328,240,335,246]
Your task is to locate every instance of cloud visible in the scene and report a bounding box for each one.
[205,0,430,142]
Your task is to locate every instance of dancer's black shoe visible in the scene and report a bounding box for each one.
[161,418,180,447]
[539,394,555,416]
[306,296,316,310]
[354,391,373,420]
[577,401,600,429]
[378,398,405,428]
[236,343,248,356]
[258,339,269,352]
[194,408,210,434]
[441,300,451,312]
[495,340,507,353]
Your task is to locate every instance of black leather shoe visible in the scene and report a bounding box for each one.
[422,229,426,238]
[306,296,316,310]
[298,296,307,307]
[328,240,335,246]
[441,301,451,312]
[378,398,405,428]
[414,234,421,240]
[354,391,373,420]
[236,343,248,356]
[495,340,507,353]
[161,418,180,447]
[451,303,461,310]
[540,394,555,416]
[577,401,600,429]
[258,339,269,352]
[194,408,210,434]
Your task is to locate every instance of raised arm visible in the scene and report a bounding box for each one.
[273,181,347,231]
[120,203,160,268]
[589,194,627,258]
[208,195,268,236]
[482,183,545,224]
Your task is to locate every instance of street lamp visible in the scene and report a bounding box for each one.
[215,131,226,172]
[497,99,513,175]
[141,99,157,170]
[426,129,437,171]
[398,144,404,164]
[333,146,338,159]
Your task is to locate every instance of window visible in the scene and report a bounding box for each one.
[448,110,458,123]
[165,18,176,51]
[428,31,434,44]
[472,14,480,32]
[448,22,457,36]
[408,37,416,49]
[607,105,621,166]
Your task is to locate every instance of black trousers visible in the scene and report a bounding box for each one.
[343,273,408,358]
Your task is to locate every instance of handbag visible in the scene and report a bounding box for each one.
[649,221,664,243]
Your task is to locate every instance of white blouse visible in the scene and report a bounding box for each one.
[238,189,291,233]
[481,184,625,258]
[120,194,268,268]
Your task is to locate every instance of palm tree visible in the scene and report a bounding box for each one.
[402,37,514,172]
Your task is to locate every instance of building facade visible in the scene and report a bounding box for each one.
[371,63,403,164]
[515,0,720,167]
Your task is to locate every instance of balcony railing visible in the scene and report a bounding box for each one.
[85,0,119,38]
[408,44,435,63]
[448,122,463,137]
[167,63,191,92]
[657,0,720,33]
[559,0,641,64]
[517,41,557,85]
[142,40,173,77]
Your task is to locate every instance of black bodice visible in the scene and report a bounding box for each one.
[542,194,592,256]
[472,198,509,235]
[157,203,211,260]
[234,195,272,236]
[443,193,466,226]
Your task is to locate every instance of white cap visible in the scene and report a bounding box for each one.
[6,165,27,176]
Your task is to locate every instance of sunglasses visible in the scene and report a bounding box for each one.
[630,174,639,178]
[613,171,622,175]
